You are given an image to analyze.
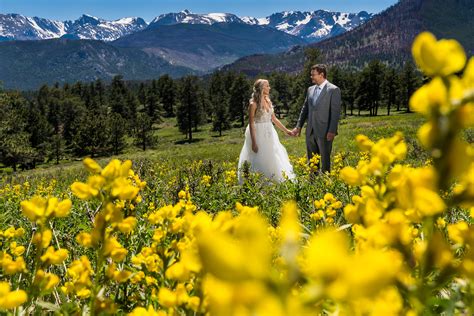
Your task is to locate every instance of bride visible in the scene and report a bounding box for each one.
[238,79,295,183]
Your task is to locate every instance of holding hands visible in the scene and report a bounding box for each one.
[287,127,301,137]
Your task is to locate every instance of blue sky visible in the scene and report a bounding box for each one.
[1,0,399,22]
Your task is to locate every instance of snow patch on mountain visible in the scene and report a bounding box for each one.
[0,9,373,43]
[0,13,147,41]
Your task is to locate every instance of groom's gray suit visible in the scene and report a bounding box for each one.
[296,81,341,172]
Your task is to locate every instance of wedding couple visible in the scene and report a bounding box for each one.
[238,64,342,183]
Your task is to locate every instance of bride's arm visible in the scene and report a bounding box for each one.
[249,102,258,153]
[271,113,291,135]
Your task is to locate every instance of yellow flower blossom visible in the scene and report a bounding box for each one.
[201,175,211,187]
[103,236,128,262]
[34,270,60,293]
[117,216,137,234]
[129,305,165,316]
[447,221,469,245]
[9,242,25,256]
[436,217,446,229]
[76,232,94,247]
[2,227,25,239]
[340,167,362,186]
[40,246,68,265]
[198,210,271,282]
[83,157,102,174]
[158,287,177,308]
[71,182,99,200]
[0,282,27,309]
[1,254,26,274]
[412,32,466,77]
[111,177,140,200]
[33,229,52,249]
[106,263,132,283]
[410,77,449,115]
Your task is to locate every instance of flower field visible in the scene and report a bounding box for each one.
[1,32,474,315]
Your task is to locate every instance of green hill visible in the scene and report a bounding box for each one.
[0,39,194,90]
[112,22,307,72]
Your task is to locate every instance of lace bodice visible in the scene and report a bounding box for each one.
[254,105,273,123]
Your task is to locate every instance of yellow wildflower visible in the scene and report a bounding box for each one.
[40,246,68,265]
[83,157,102,173]
[412,32,466,77]
[34,270,60,293]
[117,216,137,234]
[158,288,177,308]
[0,282,27,309]
[71,182,99,200]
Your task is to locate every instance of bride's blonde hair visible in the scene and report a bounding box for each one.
[250,79,272,110]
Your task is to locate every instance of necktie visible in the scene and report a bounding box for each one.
[314,86,321,102]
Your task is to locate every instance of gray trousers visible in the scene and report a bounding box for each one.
[306,133,333,173]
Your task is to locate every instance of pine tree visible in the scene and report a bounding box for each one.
[27,101,53,165]
[81,111,111,156]
[269,72,292,118]
[400,61,422,113]
[134,112,155,151]
[177,76,202,142]
[47,133,66,165]
[137,82,147,109]
[37,84,50,115]
[209,72,230,135]
[108,113,127,155]
[46,86,63,133]
[125,92,140,129]
[109,75,129,118]
[194,87,208,132]
[345,71,357,116]
[145,80,164,123]
[95,79,107,110]
[61,96,86,147]
[329,66,348,117]
[356,60,385,116]
[157,74,176,117]
[0,92,36,171]
[229,74,251,127]
[382,67,400,116]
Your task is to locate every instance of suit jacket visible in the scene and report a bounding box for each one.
[296,81,342,139]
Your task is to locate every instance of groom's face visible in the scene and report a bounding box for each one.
[311,70,325,85]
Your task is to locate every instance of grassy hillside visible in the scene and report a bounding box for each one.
[0,39,194,90]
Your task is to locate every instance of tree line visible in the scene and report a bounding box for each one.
[0,48,423,171]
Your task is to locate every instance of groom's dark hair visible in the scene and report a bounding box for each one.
[311,64,327,78]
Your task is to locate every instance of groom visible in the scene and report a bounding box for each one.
[291,64,341,173]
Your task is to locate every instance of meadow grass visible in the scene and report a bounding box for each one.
[142,111,427,164]
[0,111,429,233]
[1,111,428,187]
[1,111,427,185]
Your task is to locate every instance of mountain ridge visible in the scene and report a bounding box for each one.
[0,9,372,43]
[224,0,474,74]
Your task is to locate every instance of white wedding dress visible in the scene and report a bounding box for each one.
[238,105,295,183]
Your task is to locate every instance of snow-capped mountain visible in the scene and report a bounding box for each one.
[149,9,372,42]
[63,15,147,41]
[0,14,68,41]
[0,14,147,42]
[0,10,372,43]
[149,9,243,26]
[243,10,373,42]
